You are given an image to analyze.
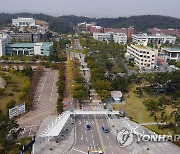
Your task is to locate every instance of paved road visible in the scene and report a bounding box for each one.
[70,103,129,154]
[18,69,58,138]
[68,52,127,154]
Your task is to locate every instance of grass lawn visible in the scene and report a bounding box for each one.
[70,49,88,54]
[0,137,32,154]
[112,83,154,123]
[112,83,175,124]
[0,72,25,114]
[146,125,173,135]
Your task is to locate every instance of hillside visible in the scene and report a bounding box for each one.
[59,15,180,32]
[0,13,73,34]
[0,13,180,33]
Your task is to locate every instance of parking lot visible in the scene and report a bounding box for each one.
[18,69,59,138]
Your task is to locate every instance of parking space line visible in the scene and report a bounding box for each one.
[49,72,56,103]
[37,71,48,104]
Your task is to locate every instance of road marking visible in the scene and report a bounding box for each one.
[81,134,83,140]
[86,137,88,142]
[94,115,106,154]
[109,142,112,148]
[50,72,56,103]
[72,148,86,154]
[37,71,48,104]
[78,121,81,125]
[107,135,109,140]
[91,121,94,125]
[93,140,95,149]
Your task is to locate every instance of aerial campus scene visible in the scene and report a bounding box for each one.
[0,0,180,154]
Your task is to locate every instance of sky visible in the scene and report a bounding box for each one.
[0,0,180,18]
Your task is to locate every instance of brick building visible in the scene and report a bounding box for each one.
[90,26,135,37]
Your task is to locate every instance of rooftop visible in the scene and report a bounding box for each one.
[131,44,157,51]
[164,47,180,52]
[111,91,122,100]
[6,42,53,48]
[133,33,176,38]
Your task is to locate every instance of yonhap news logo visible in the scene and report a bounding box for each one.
[116,129,134,147]
[116,128,180,147]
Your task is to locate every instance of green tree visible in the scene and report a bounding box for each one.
[72,84,88,102]
[0,88,5,95]
[143,98,160,113]
[0,110,22,154]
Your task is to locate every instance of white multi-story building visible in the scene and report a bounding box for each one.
[161,47,180,62]
[93,32,127,44]
[0,34,10,57]
[113,33,127,44]
[12,17,36,27]
[132,33,176,46]
[126,44,158,69]
[93,33,113,41]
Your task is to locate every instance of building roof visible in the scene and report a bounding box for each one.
[6,42,53,48]
[130,44,158,52]
[164,47,180,52]
[133,33,176,38]
[111,91,122,100]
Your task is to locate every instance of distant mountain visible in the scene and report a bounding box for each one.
[0,13,180,33]
[59,15,180,32]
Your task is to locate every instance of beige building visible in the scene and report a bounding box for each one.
[126,44,158,69]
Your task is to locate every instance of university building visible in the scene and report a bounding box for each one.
[126,45,158,69]
[161,47,180,62]
[132,33,176,46]
[0,34,10,57]
[12,17,36,27]
[93,32,127,44]
[5,42,53,56]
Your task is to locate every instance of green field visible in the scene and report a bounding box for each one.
[70,49,88,54]
[0,137,32,154]
[112,84,175,124]
[0,72,26,114]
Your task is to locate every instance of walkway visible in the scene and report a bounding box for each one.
[0,76,5,88]
[63,52,72,109]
